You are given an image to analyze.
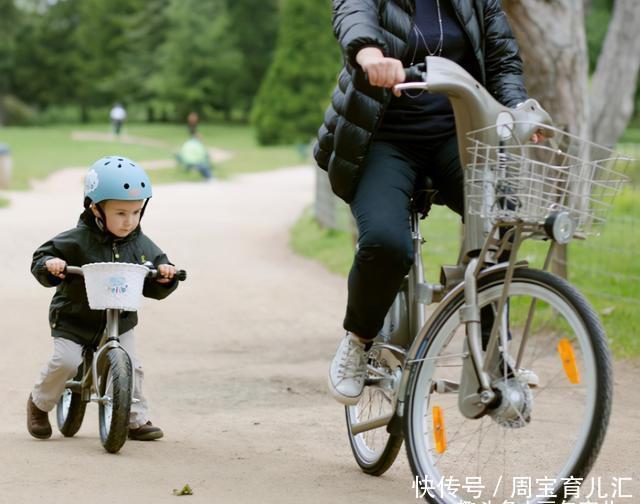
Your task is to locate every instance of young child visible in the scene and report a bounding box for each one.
[28,156,179,441]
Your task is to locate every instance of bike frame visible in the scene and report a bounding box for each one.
[365,56,555,427]
[64,266,134,406]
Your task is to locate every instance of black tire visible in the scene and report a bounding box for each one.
[345,403,403,476]
[345,341,406,476]
[56,366,87,437]
[403,268,612,503]
[98,347,132,454]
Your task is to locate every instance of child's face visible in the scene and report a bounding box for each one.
[92,199,144,238]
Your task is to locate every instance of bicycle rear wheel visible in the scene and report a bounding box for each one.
[56,366,87,437]
[404,268,612,503]
[98,347,132,453]
[345,347,404,475]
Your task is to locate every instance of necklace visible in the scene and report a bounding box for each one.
[406,0,443,99]
[410,0,444,66]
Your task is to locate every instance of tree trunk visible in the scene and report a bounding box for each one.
[589,0,640,147]
[503,1,590,278]
[503,0,590,138]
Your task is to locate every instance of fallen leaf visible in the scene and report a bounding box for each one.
[172,484,193,496]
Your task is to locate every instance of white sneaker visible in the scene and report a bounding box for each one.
[328,333,368,405]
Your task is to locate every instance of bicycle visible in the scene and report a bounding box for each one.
[344,56,630,503]
[55,262,186,454]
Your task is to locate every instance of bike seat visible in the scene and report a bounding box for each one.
[412,175,444,218]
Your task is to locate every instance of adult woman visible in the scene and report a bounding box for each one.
[314,0,533,404]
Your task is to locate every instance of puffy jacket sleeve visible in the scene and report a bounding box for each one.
[333,0,388,68]
[141,237,179,300]
[482,0,528,107]
[31,229,79,288]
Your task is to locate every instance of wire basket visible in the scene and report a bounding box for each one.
[465,124,631,236]
[82,262,148,311]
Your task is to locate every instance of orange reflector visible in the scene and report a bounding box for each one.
[557,338,580,384]
[432,406,447,454]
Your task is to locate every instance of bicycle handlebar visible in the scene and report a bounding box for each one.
[62,264,187,281]
[394,57,554,143]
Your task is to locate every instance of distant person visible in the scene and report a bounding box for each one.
[176,138,213,179]
[187,111,199,137]
[110,103,127,137]
[27,156,180,441]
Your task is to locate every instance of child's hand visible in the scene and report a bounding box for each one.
[156,264,177,284]
[45,258,67,279]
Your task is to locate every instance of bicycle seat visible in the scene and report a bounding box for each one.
[412,175,444,218]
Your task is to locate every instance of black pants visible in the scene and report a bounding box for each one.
[344,137,465,339]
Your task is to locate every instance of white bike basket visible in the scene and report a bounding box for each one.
[82,262,148,311]
[465,123,631,236]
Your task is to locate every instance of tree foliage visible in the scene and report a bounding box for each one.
[251,0,341,145]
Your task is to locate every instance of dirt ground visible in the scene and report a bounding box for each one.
[0,166,638,504]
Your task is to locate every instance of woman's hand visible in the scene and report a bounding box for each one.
[45,258,67,279]
[356,47,405,96]
[156,264,177,284]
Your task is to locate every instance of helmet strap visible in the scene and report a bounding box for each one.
[140,198,150,218]
[93,203,108,232]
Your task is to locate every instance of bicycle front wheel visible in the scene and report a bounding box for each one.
[404,268,612,503]
[98,347,132,454]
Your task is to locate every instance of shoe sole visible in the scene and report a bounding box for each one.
[128,431,164,441]
[327,375,362,406]
[26,399,52,440]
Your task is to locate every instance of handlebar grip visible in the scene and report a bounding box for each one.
[147,268,187,282]
[63,266,83,276]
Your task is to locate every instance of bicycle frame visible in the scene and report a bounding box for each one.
[363,57,556,427]
[64,266,134,406]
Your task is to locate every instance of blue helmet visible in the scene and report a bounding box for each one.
[84,156,152,204]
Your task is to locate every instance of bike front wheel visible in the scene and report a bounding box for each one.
[404,268,612,503]
[98,347,132,453]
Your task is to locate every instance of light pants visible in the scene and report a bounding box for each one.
[31,330,149,429]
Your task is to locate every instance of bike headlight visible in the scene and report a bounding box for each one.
[544,211,576,244]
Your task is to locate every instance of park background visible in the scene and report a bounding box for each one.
[2,0,637,357]
[0,0,638,349]
[0,1,639,502]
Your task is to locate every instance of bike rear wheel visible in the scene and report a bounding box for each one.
[345,347,404,475]
[98,347,132,453]
[56,366,87,437]
[404,268,612,503]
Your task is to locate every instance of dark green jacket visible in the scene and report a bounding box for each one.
[31,209,179,347]
[313,0,528,203]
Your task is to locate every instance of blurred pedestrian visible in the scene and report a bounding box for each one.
[187,111,199,137]
[110,103,127,137]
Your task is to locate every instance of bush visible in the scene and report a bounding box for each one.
[1,95,37,125]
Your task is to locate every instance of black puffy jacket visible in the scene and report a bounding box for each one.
[313,0,528,203]
[31,209,178,347]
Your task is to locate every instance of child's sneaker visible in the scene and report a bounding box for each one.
[128,421,164,441]
[27,394,52,439]
[328,332,368,405]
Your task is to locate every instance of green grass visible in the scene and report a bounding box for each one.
[0,122,304,189]
[620,127,640,144]
[0,197,9,208]
[291,191,640,357]
[291,207,355,276]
